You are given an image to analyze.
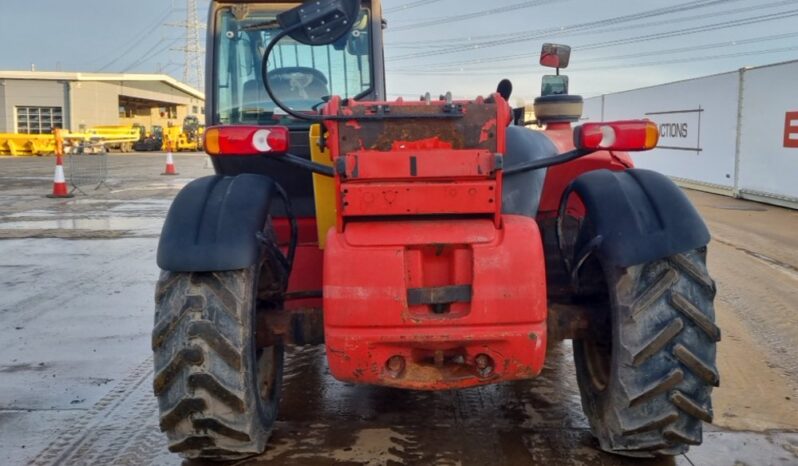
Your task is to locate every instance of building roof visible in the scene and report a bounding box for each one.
[0,71,204,100]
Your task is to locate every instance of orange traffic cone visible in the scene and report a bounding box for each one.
[47,129,74,199]
[162,142,178,176]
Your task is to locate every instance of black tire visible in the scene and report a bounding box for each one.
[573,248,720,457]
[152,267,283,461]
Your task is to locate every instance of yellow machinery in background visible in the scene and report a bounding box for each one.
[1,118,208,156]
[163,126,197,151]
[0,134,57,156]
[82,126,140,152]
[0,125,140,156]
[162,116,204,152]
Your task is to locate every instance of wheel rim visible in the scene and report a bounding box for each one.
[582,320,612,392]
[255,346,279,404]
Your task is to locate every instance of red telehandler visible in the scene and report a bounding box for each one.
[153,0,719,460]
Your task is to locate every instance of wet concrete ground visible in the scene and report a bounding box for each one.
[1,154,797,465]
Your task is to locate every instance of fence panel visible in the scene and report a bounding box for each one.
[67,144,109,192]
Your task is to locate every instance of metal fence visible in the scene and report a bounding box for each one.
[66,142,109,193]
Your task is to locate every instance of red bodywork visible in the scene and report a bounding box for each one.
[273,101,633,391]
[320,95,549,389]
[324,216,546,389]
[538,122,633,218]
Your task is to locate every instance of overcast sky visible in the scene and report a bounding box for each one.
[1,0,797,102]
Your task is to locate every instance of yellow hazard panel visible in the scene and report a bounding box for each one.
[310,124,336,249]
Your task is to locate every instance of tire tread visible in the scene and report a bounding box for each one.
[573,249,718,458]
[153,268,281,460]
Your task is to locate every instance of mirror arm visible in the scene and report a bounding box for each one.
[503,148,595,175]
[261,27,327,123]
[275,152,335,177]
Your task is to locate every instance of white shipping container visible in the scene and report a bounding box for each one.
[581,96,603,122]
[737,61,798,205]
[599,72,740,191]
[553,60,798,209]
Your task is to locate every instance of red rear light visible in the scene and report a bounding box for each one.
[204,126,290,156]
[575,120,659,152]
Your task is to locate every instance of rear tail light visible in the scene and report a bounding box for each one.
[204,126,290,156]
[574,120,659,151]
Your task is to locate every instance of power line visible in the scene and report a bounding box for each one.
[96,6,175,72]
[384,0,446,14]
[388,32,798,75]
[388,0,740,61]
[387,0,798,50]
[581,9,798,51]
[573,45,798,72]
[579,32,798,64]
[160,62,183,74]
[388,0,566,32]
[389,5,798,71]
[121,37,183,72]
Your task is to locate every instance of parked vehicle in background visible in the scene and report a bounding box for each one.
[133,125,164,152]
[162,116,204,152]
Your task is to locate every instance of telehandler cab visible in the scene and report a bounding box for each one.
[153,0,719,460]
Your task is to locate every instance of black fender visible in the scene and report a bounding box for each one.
[567,168,710,268]
[157,174,276,272]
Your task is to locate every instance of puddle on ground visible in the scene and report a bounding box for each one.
[3,200,172,218]
[0,195,173,239]
[2,210,70,219]
[0,218,159,231]
[109,180,192,194]
[60,199,116,206]
[109,200,173,213]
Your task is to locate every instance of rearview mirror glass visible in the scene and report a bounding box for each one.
[541,75,569,96]
[540,43,571,69]
[346,11,370,56]
[277,0,361,46]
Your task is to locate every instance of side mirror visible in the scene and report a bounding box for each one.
[347,33,369,55]
[540,43,571,69]
[277,0,360,46]
[541,75,569,96]
[346,11,370,56]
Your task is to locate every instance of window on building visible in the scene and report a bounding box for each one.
[118,104,135,118]
[16,106,63,134]
[159,106,178,119]
[192,105,199,114]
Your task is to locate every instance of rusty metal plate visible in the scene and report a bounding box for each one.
[337,102,500,154]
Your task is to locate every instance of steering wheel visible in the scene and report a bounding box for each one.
[266,66,329,102]
[267,66,328,85]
